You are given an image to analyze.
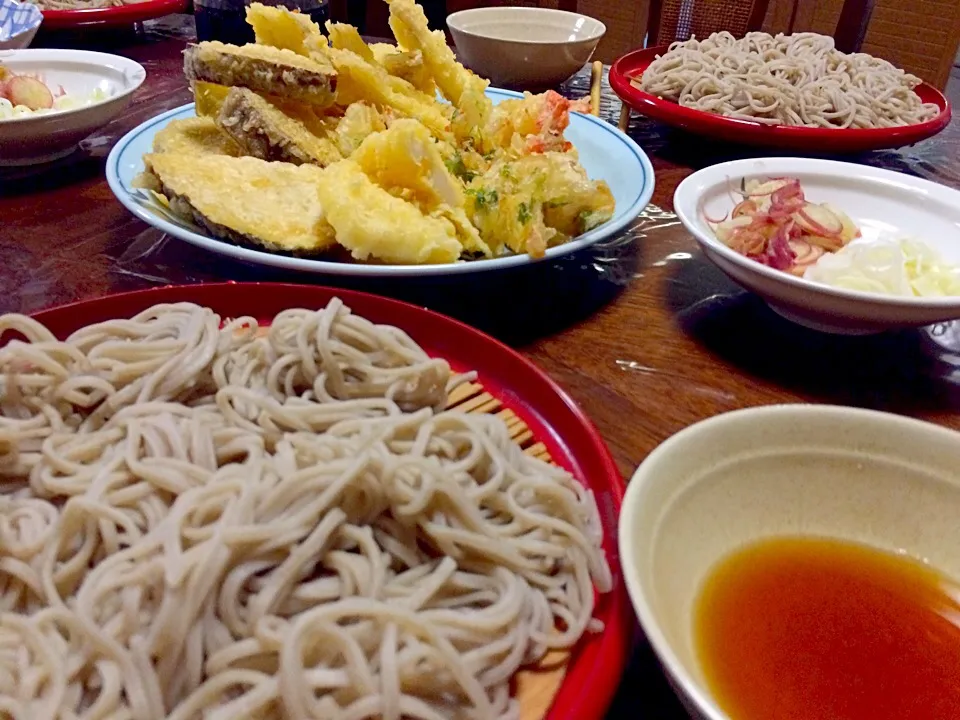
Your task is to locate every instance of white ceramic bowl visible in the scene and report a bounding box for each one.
[0,0,42,50]
[447,7,605,88]
[674,157,960,334]
[0,48,145,165]
[618,404,960,720]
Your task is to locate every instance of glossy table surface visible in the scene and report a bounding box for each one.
[6,16,960,718]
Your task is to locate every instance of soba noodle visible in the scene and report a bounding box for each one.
[23,0,134,10]
[0,299,611,720]
[637,31,941,129]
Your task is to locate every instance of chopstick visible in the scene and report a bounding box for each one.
[618,104,631,131]
[589,60,602,116]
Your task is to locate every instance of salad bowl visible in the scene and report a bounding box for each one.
[674,157,960,334]
[0,48,145,165]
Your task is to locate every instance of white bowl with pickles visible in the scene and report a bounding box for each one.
[674,157,960,334]
[0,48,145,165]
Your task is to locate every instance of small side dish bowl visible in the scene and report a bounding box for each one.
[0,48,145,165]
[674,157,960,334]
[0,0,42,50]
[447,6,605,88]
[618,404,960,720]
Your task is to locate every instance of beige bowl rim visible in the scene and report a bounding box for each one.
[617,403,960,720]
[446,6,606,45]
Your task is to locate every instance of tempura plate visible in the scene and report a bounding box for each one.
[28,281,632,720]
[106,88,654,277]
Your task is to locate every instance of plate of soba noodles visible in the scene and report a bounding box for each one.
[609,34,951,152]
[0,281,630,720]
[29,0,186,29]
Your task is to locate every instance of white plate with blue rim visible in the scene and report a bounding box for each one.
[106,87,654,277]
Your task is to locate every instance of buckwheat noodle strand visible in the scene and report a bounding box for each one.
[0,298,611,719]
[637,31,940,129]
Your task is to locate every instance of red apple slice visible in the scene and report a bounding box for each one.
[6,76,54,111]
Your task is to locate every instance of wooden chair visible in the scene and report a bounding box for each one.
[646,0,771,48]
[817,0,877,54]
[645,0,876,53]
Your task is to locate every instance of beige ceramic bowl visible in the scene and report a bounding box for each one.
[447,7,605,88]
[618,404,960,720]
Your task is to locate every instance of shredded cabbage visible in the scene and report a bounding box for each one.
[804,237,960,297]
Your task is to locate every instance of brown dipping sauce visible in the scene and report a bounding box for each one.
[694,536,960,720]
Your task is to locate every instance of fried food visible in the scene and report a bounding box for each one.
[386,0,491,143]
[183,41,337,107]
[193,80,231,117]
[371,44,434,95]
[139,1,617,267]
[351,118,489,255]
[316,159,463,264]
[143,153,335,253]
[216,86,342,166]
[488,90,586,155]
[326,46,450,137]
[334,101,387,156]
[245,2,327,56]
[151,116,242,157]
[326,21,376,62]
[466,152,615,258]
[325,23,435,96]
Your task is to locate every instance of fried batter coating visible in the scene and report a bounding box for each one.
[316,159,463,264]
[144,153,336,253]
[351,118,489,256]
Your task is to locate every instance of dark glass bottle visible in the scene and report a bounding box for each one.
[194,0,329,45]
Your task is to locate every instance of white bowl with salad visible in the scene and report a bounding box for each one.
[674,157,960,334]
[0,48,145,165]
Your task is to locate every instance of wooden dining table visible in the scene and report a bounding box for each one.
[6,14,960,717]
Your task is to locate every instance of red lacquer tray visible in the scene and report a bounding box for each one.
[40,0,187,29]
[609,45,952,153]
[28,281,631,720]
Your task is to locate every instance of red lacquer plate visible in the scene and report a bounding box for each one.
[40,0,187,29]
[27,282,631,720]
[610,46,952,153]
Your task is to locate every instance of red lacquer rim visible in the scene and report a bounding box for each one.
[28,281,632,720]
[40,0,187,28]
[610,45,952,152]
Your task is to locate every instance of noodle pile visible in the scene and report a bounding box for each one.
[0,299,611,720]
[24,0,126,9]
[637,31,941,129]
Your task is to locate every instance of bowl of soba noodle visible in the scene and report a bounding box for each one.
[22,0,187,29]
[608,31,951,152]
[0,283,626,719]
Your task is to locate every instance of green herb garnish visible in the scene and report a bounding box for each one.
[445,152,477,182]
[517,202,532,224]
[467,187,499,209]
[578,209,606,231]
